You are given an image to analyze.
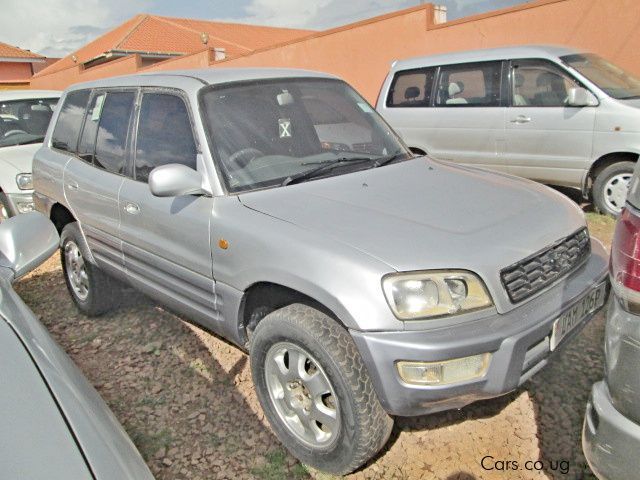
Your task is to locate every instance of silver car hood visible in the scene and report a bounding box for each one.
[619,98,640,109]
[239,158,586,311]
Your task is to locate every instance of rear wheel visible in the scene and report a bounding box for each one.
[250,304,393,475]
[592,161,635,216]
[60,222,123,316]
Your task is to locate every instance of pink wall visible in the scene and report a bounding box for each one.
[30,0,640,103]
[0,62,32,82]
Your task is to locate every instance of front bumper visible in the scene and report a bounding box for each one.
[3,191,35,216]
[351,239,609,416]
[583,381,640,480]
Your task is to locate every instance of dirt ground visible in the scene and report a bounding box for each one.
[14,211,616,480]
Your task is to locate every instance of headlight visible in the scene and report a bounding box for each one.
[16,173,33,190]
[382,270,493,320]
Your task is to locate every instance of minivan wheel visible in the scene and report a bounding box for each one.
[250,304,393,475]
[60,222,122,316]
[593,161,635,216]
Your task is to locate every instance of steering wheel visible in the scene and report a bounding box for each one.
[227,147,264,169]
[3,129,28,138]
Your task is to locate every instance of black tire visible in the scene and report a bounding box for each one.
[250,303,393,475]
[60,222,122,316]
[592,161,635,216]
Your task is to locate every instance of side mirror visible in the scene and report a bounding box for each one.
[567,87,599,107]
[148,164,207,197]
[0,212,59,281]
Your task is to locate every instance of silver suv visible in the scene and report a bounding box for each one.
[34,68,609,475]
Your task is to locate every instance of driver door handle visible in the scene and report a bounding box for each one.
[124,203,140,215]
[510,115,531,124]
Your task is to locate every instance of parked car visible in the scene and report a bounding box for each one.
[583,160,640,479]
[0,90,60,221]
[377,45,640,216]
[0,212,154,480]
[34,68,609,475]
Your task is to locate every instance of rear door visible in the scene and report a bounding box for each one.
[63,89,136,276]
[118,90,218,330]
[413,61,507,172]
[504,59,596,187]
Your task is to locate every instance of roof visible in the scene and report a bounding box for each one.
[0,41,44,61]
[0,90,61,102]
[65,67,337,92]
[35,14,313,77]
[392,45,582,71]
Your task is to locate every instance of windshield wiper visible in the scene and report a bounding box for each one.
[282,157,374,186]
[372,151,412,168]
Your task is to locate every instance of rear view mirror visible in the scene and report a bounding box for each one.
[148,164,207,197]
[0,212,59,281]
[567,87,598,107]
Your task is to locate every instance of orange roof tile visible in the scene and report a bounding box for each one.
[35,14,312,77]
[0,41,44,60]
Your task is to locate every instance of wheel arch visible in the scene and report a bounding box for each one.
[583,151,639,197]
[49,203,76,234]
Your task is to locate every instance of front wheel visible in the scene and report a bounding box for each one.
[250,304,393,475]
[592,161,635,216]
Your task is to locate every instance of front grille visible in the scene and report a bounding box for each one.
[501,228,591,303]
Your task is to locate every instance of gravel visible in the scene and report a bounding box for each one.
[14,214,611,480]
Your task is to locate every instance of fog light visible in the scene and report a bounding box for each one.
[396,353,491,385]
[16,202,34,214]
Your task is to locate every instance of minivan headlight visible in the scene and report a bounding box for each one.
[16,173,33,190]
[382,270,493,320]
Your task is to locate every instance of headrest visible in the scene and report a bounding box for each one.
[448,82,462,96]
[404,86,421,100]
[514,73,525,88]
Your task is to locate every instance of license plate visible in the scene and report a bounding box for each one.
[550,282,607,351]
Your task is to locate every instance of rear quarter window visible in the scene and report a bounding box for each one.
[51,90,90,152]
[386,68,436,108]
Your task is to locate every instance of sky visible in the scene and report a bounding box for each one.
[1,0,529,58]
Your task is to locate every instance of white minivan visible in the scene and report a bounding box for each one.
[377,45,640,216]
[0,90,60,221]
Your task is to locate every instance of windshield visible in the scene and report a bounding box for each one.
[201,78,411,192]
[561,53,640,100]
[0,97,58,148]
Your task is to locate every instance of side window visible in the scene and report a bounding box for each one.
[94,91,135,175]
[134,93,197,183]
[51,90,90,152]
[435,62,502,107]
[512,59,580,107]
[386,68,436,107]
[77,92,106,163]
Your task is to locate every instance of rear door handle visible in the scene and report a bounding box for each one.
[510,115,531,124]
[66,181,79,190]
[124,203,140,215]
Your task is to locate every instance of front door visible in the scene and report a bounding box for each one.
[504,59,596,187]
[118,91,218,330]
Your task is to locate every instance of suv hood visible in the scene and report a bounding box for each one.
[239,158,586,312]
[0,143,40,173]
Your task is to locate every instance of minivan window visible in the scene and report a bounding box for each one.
[51,90,90,153]
[0,97,58,148]
[201,78,410,193]
[77,92,106,163]
[94,91,135,175]
[512,59,580,107]
[435,61,502,107]
[562,53,640,100]
[134,93,197,183]
[386,68,436,107]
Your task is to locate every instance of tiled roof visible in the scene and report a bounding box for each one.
[0,41,44,60]
[35,14,312,77]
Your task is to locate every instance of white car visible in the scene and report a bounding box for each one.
[0,90,60,221]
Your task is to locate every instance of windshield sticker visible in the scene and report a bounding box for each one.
[357,102,373,113]
[91,94,105,121]
[279,118,292,138]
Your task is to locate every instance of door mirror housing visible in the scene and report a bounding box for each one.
[0,212,59,281]
[567,87,599,107]
[148,164,209,197]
